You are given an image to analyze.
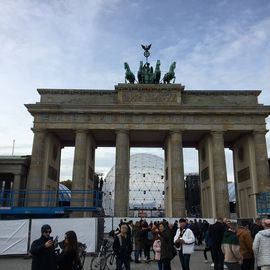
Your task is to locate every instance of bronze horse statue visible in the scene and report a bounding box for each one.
[137,61,143,83]
[151,60,161,84]
[124,62,135,84]
[162,61,176,84]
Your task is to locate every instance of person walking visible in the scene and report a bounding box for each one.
[236,220,254,270]
[113,223,133,270]
[209,217,226,270]
[57,230,80,270]
[133,221,142,263]
[158,221,176,270]
[221,222,242,270]
[30,224,57,270]
[153,234,162,270]
[253,219,270,270]
[174,218,195,270]
[203,224,213,263]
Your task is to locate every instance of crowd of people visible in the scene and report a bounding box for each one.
[29,217,270,270]
[111,218,195,270]
[111,217,270,270]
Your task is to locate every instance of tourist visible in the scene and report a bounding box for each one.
[251,218,264,239]
[30,224,57,270]
[133,221,142,263]
[113,223,133,270]
[158,221,176,270]
[153,234,162,270]
[209,217,226,270]
[253,219,270,270]
[236,220,254,270]
[140,220,151,262]
[174,218,195,270]
[57,230,80,270]
[203,223,213,263]
[221,222,242,270]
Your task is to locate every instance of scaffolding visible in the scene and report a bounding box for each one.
[0,189,103,216]
[256,192,270,217]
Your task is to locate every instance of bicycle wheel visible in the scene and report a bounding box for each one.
[90,255,106,270]
[103,254,125,270]
[103,253,115,270]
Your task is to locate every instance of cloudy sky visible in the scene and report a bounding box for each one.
[1,0,270,181]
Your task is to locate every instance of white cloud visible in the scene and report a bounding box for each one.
[1,0,270,182]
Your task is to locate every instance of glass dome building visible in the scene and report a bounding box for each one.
[102,153,165,217]
[102,153,236,217]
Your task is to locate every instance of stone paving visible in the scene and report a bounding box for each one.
[0,247,215,270]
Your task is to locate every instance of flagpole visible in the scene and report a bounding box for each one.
[12,139,15,155]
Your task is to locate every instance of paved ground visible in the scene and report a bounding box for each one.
[0,247,214,270]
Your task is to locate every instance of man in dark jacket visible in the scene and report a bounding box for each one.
[209,217,226,270]
[30,224,57,270]
[113,223,133,270]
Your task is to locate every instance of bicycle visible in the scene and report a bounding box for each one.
[90,239,112,270]
[103,251,126,270]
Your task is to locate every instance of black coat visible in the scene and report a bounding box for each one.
[30,236,57,270]
[209,221,226,248]
[159,227,175,260]
[113,234,132,260]
[57,249,79,270]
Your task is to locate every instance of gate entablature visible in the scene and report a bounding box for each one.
[24,41,270,218]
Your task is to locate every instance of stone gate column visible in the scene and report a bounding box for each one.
[211,131,230,218]
[253,130,270,192]
[27,129,47,190]
[114,130,130,217]
[72,130,88,212]
[13,174,21,206]
[27,128,47,206]
[164,131,185,217]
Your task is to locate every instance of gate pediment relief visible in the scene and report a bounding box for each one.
[115,83,184,104]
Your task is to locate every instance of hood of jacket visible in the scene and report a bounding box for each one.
[258,228,270,238]
[222,230,239,245]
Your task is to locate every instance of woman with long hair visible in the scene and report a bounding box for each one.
[57,230,80,270]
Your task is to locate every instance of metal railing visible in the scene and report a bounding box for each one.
[0,189,103,214]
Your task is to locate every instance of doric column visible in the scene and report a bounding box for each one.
[114,130,130,217]
[26,128,47,206]
[253,130,270,192]
[13,174,21,206]
[27,128,47,188]
[211,131,230,218]
[170,131,185,217]
[72,130,88,209]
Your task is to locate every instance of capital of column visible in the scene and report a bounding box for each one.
[252,129,268,136]
[74,129,89,134]
[31,128,47,134]
[211,130,224,135]
[115,129,129,135]
[169,130,182,136]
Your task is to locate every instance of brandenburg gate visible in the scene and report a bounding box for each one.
[25,47,270,218]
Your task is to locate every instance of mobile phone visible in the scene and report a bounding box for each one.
[53,236,59,248]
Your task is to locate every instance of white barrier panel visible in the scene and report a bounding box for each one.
[30,218,97,253]
[0,219,29,255]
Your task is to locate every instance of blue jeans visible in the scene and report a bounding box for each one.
[179,252,191,270]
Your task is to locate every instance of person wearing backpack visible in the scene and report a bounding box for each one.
[113,223,133,270]
[174,218,195,270]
